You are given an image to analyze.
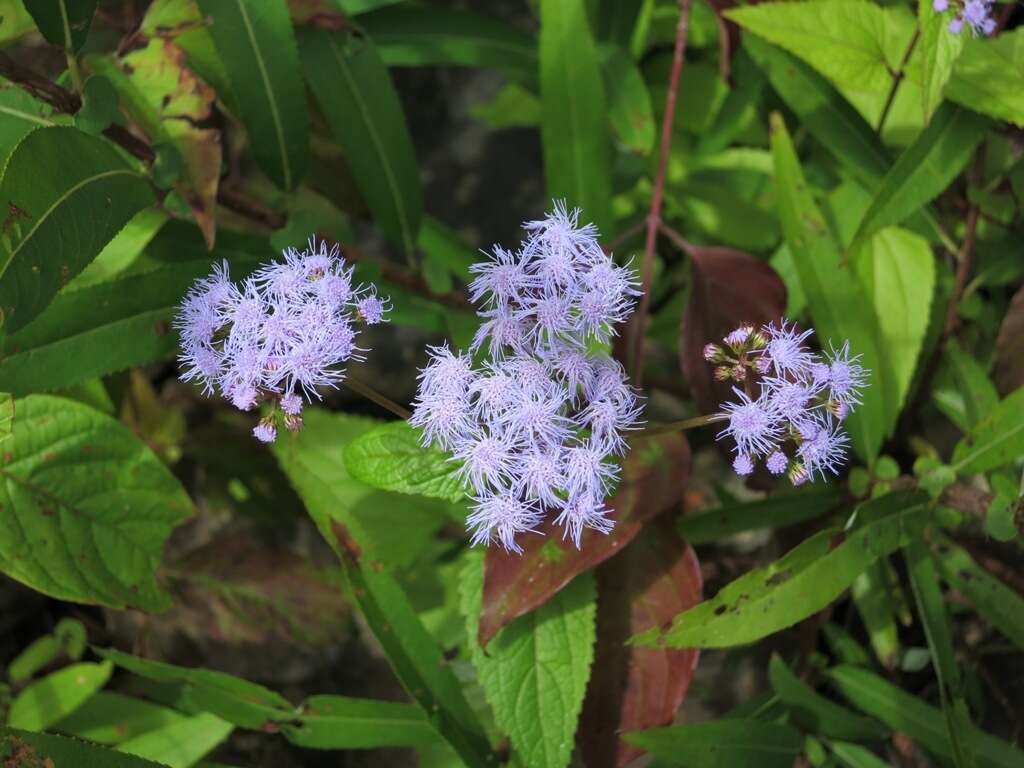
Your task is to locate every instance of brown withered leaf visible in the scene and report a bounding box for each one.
[579,519,702,768]
[680,246,786,414]
[479,433,691,647]
[994,283,1024,396]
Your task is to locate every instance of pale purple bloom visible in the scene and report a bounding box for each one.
[933,0,948,11]
[761,321,814,375]
[410,202,644,551]
[356,295,387,325]
[733,454,754,476]
[942,0,995,35]
[766,451,788,475]
[708,320,867,485]
[253,421,277,443]
[718,388,782,457]
[176,239,389,443]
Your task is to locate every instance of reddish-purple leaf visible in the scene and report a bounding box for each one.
[994,283,1024,396]
[578,520,703,768]
[478,433,691,647]
[680,246,786,414]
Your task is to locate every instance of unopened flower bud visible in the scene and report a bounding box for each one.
[253,418,277,443]
[284,413,303,432]
[703,343,723,362]
[732,364,747,381]
[714,365,731,381]
[789,462,809,486]
[724,324,753,349]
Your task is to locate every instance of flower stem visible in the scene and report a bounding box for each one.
[344,377,412,420]
[638,413,721,437]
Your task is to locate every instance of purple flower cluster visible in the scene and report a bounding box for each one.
[933,0,995,35]
[176,238,388,442]
[704,321,867,484]
[410,203,643,552]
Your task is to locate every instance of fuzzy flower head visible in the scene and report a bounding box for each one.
[175,238,389,442]
[706,320,867,484]
[935,0,996,34]
[410,202,644,552]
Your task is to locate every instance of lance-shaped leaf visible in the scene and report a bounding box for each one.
[22,0,97,51]
[917,0,965,123]
[0,126,154,333]
[299,26,423,260]
[0,89,61,169]
[282,695,441,749]
[1,727,168,767]
[95,648,294,730]
[623,720,804,768]
[7,661,113,731]
[119,712,233,768]
[53,692,187,745]
[848,103,990,251]
[679,245,786,416]
[578,521,703,768]
[539,0,612,232]
[769,112,886,462]
[828,666,1024,768]
[479,433,690,647]
[0,257,260,396]
[357,5,537,82]
[197,0,308,190]
[633,505,929,649]
[273,410,497,767]
[598,44,654,154]
[90,38,221,249]
[0,395,193,610]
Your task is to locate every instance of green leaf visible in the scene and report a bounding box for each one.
[0,258,258,396]
[917,0,965,123]
[196,0,308,190]
[932,533,1024,650]
[933,340,999,432]
[7,661,113,731]
[726,1,902,94]
[830,741,893,768]
[118,713,233,768]
[299,27,423,260]
[951,387,1024,474]
[598,44,654,154]
[851,561,902,669]
[946,29,1024,127]
[634,505,928,649]
[0,391,11,443]
[0,395,193,610]
[468,83,542,130]
[356,6,536,82]
[95,648,293,730]
[8,618,87,683]
[768,656,884,742]
[539,0,612,232]
[855,226,935,424]
[343,421,465,504]
[828,666,1024,768]
[0,126,155,333]
[623,720,804,767]
[849,103,989,251]
[273,411,497,767]
[74,75,119,136]
[54,692,187,745]
[677,486,842,545]
[274,409,454,567]
[1,727,170,768]
[904,539,975,768]
[769,112,886,462]
[0,89,59,170]
[462,550,595,768]
[22,0,97,51]
[282,695,441,749]
[742,35,889,192]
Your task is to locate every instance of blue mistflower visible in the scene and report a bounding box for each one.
[705,320,868,483]
[935,0,996,35]
[410,202,644,552]
[175,238,388,442]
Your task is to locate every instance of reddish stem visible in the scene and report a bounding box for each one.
[628,0,693,388]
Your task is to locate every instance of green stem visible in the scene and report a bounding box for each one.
[58,0,83,93]
[344,377,411,420]
[638,413,721,437]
